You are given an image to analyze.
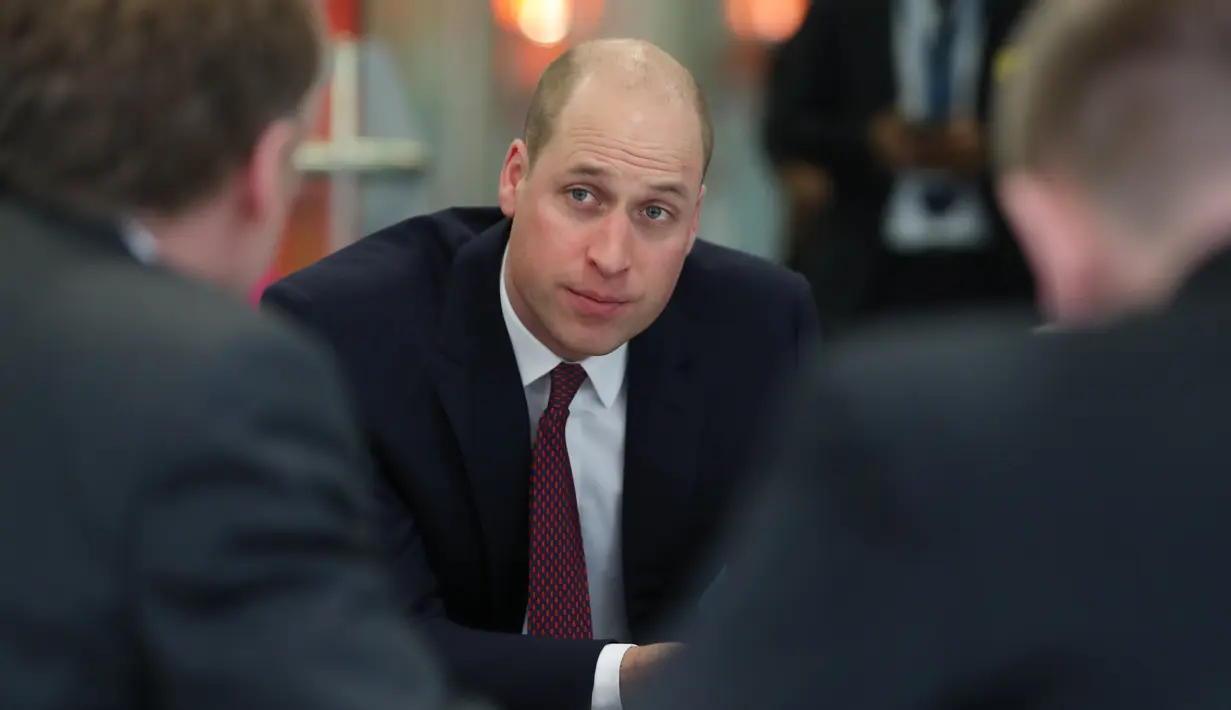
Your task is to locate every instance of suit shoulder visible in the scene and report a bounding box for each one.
[47,263,323,383]
[671,242,813,347]
[267,206,502,306]
[682,240,809,303]
[8,262,340,509]
[797,311,1039,416]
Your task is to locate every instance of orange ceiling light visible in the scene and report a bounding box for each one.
[494,0,591,47]
[518,0,573,46]
[725,0,808,42]
[492,0,519,29]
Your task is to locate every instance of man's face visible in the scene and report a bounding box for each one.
[497,80,706,360]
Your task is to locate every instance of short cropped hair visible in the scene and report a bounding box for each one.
[524,47,715,179]
[0,0,323,215]
[994,0,1231,223]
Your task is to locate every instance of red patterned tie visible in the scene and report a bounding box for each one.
[525,363,593,639]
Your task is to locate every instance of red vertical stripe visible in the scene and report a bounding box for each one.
[325,0,360,38]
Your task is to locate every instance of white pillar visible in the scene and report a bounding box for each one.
[436,0,502,206]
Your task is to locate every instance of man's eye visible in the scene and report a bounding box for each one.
[644,205,667,220]
[569,188,593,202]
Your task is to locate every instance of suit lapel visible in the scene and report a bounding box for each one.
[850,0,897,107]
[622,294,704,633]
[434,218,533,619]
[871,0,898,100]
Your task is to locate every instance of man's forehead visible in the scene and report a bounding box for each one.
[555,90,702,154]
[565,72,690,119]
[549,122,703,185]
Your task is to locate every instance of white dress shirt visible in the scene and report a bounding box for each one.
[122,221,159,264]
[499,247,635,710]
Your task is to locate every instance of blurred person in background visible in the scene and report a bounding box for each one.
[0,1,462,709]
[637,0,1231,708]
[263,38,819,710]
[766,0,1034,339]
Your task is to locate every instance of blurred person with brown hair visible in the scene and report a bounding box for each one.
[263,37,819,710]
[766,0,1035,339]
[634,0,1231,708]
[0,1,461,709]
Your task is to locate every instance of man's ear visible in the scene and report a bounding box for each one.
[498,139,530,218]
[240,118,301,229]
[998,170,1099,321]
[686,184,706,254]
[999,171,1065,281]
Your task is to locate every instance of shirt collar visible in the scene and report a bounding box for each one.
[499,243,627,408]
[121,220,159,265]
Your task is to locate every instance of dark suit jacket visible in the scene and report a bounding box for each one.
[765,0,1033,331]
[261,206,820,710]
[0,196,459,710]
[641,250,1231,710]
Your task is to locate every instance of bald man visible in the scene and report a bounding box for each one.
[263,39,820,710]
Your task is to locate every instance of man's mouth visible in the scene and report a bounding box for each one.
[566,288,630,317]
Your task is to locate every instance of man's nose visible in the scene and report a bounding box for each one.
[587,212,633,277]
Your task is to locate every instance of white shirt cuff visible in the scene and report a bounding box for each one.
[591,643,636,710]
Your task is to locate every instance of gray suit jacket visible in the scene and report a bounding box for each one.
[0,195,464,710]
[639,253,1231,710]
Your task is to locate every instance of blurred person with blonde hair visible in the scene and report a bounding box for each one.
[634,0,1231,708]
[0,1,462,709]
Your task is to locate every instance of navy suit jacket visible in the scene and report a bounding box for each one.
[262,207,820,710]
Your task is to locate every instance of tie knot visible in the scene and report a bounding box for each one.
[548,363,587,410]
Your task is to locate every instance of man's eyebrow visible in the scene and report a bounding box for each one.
[646,180,689,199]
[562,163,691,199]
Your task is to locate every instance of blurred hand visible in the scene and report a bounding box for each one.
[620,643,684,693]
[777,162,832,211]
[924,119,986,177]
[869,111,923,171]
[776,162,833,269]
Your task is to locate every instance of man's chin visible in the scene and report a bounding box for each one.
[557,331,626,360]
